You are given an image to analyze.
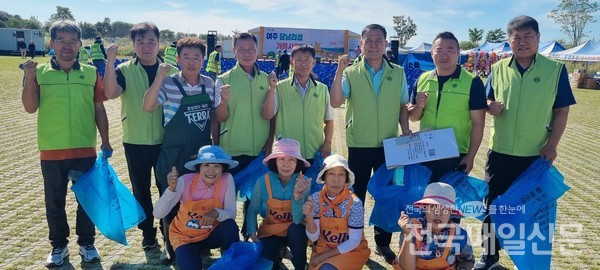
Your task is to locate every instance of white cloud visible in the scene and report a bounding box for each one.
[163,1,186,9]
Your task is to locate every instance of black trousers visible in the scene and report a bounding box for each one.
[123,143,162,245]
[41,157,96,248]
[482,150,538,254]
[348,147,392,247]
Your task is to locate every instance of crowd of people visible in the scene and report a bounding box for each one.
[20,14,575,270]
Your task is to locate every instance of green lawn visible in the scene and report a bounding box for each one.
[0,55,599,269]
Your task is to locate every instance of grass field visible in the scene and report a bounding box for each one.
[0,55,599,270]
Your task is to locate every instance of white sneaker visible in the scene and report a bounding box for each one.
[45,246,69,267]
[78,245,101,263]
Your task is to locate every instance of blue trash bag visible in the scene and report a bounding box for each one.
[368,164,429,232]
[233,152,269,200]
[439,170,489,220]
[490,158,570,270]
[71,151,146,245]
[208,242,272,270]
[306,151,325,194]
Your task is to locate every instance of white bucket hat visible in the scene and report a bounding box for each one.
[413,182,463,216]
[316,154,355,186]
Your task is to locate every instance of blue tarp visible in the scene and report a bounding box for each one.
[71,152,146,245]
[490,158,570,270]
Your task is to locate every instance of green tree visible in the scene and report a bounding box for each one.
[485,28,506,43]
[392,15,417,48]
[548,0,599,46]
[79,22,97,39]
[95,17,112,37]
[160,29,175,41]
[468,28,484,43]
[460,41,479,50]
[45,6,75,29]
[111,21,133,38]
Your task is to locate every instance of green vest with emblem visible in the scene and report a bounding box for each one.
[344,60,404,147]
[218,63,270,156]
[90,43,103,60]
[164,46,178,67]
[206,51,221,73]
[275,77,329,158]
[490,54,562,156]
[417,67,474,153]
[118,58,177,145]
[78,47,89,63]
[36,62,97,150]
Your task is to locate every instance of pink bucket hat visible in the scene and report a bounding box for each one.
[263,139,311,167]
[413,182,463,217]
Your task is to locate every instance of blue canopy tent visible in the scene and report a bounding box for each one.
[550,40,600,62]
[538,41,566,56]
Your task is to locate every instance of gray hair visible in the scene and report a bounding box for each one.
[49,20,81,41]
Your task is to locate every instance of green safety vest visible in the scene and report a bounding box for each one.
[275,77,329,158]
[490,54,562,156]
[344,60,404,147]
[78,47,89,63]
[218,63,270,156]
[117,58,177,145]
[206,51,221,73]
[164,46,178,67]
[36,61,97,150]
[417,67,474,153]
[90,43,103,60]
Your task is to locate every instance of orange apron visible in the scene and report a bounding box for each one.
[310,187,370,270]
[257,173,293,238]
[169,174,223,251]
[393,218,457,270]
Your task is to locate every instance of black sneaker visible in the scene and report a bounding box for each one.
[473,253,500,270]
[142,238,158,251]
[375,245,396,264]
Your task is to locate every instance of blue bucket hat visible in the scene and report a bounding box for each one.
[184,145,239,171]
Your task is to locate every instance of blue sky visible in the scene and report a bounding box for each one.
[3,0,599,48]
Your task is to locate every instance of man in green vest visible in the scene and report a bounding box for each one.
[215,32,276,237]
[330,24,411,265]
[78,45,89,64]
[475,16,576,270]
[90,36,107,72]
[262,44,334,162]
[163,41,178,67]
[22,20,111,267]
[206,44,222,82]
[408,31,486,182]
[104,22,178,262]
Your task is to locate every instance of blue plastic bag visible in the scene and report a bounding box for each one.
[306,151,325,193]
[208,242,271,270]
[368,164,429,232]
[439,170,488,220]
[233,152,268,199]
[71,151,146,245]
[490,158,570,270]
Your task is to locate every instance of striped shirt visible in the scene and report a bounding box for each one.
[158,72,220,125]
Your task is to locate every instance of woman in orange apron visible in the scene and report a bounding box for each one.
[246,139,312,269]
[153,145,240,270]
[395,182,475,270]
[302,154,371,270]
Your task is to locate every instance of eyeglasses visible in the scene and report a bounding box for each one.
[56,40,79,47]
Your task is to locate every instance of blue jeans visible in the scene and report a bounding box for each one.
[175,219,240,270]
[260,223,307,269]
